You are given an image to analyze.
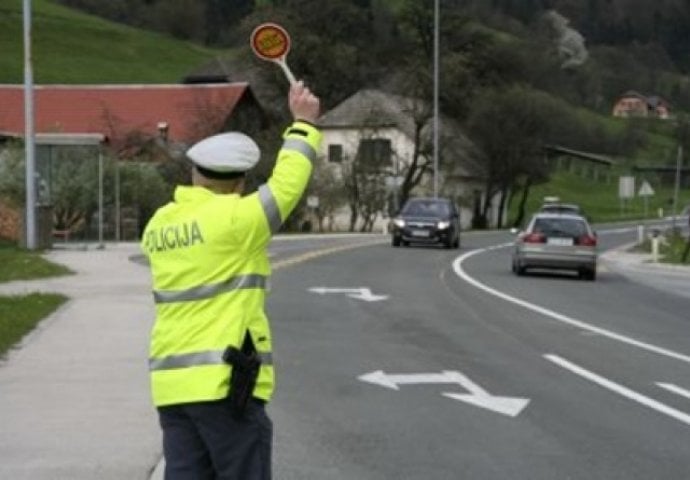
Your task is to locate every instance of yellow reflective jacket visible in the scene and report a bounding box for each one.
[141,121,321,407]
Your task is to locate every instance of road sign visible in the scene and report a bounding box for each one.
[638,180,655,197]
[619,176,635,199]
[250,23,296,85]
[308,287,388,302]
[358,369,530,417]
[307,195,319,208]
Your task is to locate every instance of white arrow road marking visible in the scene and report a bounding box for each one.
[441,370,530,417]
[657,383,690,401]
[545,354,690,427]
[308,287,388,302]
[358,370,530,417]
[358,370,467,390]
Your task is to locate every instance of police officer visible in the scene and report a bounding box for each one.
[141,80,321,479]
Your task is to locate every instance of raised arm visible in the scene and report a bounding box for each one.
[255,81,323,237]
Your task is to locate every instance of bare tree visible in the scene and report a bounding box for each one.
[307,157,348,232]
[337,113,404,232]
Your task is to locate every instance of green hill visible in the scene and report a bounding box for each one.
[0,0,222,84]
[508,170,690,225]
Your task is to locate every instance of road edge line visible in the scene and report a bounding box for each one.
[452,246,690,365]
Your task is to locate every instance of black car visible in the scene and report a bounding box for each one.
[391,197,460,248]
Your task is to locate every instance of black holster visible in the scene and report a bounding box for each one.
[222,342,261,419]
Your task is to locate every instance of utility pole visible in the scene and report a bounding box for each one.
[672,145,682,232]
[432,0,440,199]
[23,0,37,250]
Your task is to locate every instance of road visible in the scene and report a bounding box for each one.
[266,226,690,479]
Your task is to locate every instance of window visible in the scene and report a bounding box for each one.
[328,144,343,163]
[357,138,391,170]
[533,218,587,237]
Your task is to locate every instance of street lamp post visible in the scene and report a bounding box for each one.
[23,0,37,249]
[432,0,440,199]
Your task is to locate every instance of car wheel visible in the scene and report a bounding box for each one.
[581,267,596,281]
[453,235,460,249]
[515,260,526,276]
[392,236,401,247]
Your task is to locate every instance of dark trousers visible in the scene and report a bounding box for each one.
[158,398,272,480]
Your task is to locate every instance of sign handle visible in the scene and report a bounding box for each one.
[275,58,296,86]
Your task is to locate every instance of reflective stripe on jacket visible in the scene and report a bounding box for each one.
[142,121,321,407]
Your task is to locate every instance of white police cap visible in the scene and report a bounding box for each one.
[186,132,260,173]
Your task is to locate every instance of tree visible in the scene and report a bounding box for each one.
[0,145,102,235]
[152,0,206,42]
[340,131,391,232]
[0,141,172,239]
[205,0,254,45]
[118,161,171,236]
[466,86,565,228]
[0,143,26,208]
[306,157,347,232]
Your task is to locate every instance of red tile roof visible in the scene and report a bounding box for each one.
[0,83,250,145]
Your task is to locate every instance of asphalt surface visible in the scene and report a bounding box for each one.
[267,225,690,479]
[0,227,687,479]
[0,234,384,480]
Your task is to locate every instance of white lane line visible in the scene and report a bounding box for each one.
[657,383,690,400]
[452,246,690,365]
[545,354,690,427]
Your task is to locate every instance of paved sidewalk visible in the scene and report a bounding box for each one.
[0,243,160,480]
[600,243,690,299]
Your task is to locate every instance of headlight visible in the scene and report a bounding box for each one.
[437,220,450,229]
[393,218,405,228]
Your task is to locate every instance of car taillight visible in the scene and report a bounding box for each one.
[523,233,546,243]
[577,235,597,246]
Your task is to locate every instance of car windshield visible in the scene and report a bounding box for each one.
[402,200,450,217]
[532,217,588,237]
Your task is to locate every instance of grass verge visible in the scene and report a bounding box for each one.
[0,293,67,357]
[632,231,690,265]
[654,232,690,265]
[0,243,73,283]
[0,241,72,356]
[509,170,690,225]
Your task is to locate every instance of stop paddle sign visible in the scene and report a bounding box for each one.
[250,23,296,85]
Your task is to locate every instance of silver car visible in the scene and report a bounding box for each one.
[512,213,598,280]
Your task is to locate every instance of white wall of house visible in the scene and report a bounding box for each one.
[321,126,414,172]
[317,127,502,232]
[320,126,414,232]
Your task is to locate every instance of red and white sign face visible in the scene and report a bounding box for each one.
[250,23,291,61]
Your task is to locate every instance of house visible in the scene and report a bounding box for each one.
[0,82,266,150]
[317,89,489,230]
[612,90,671,119]
[0,82,266,242]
